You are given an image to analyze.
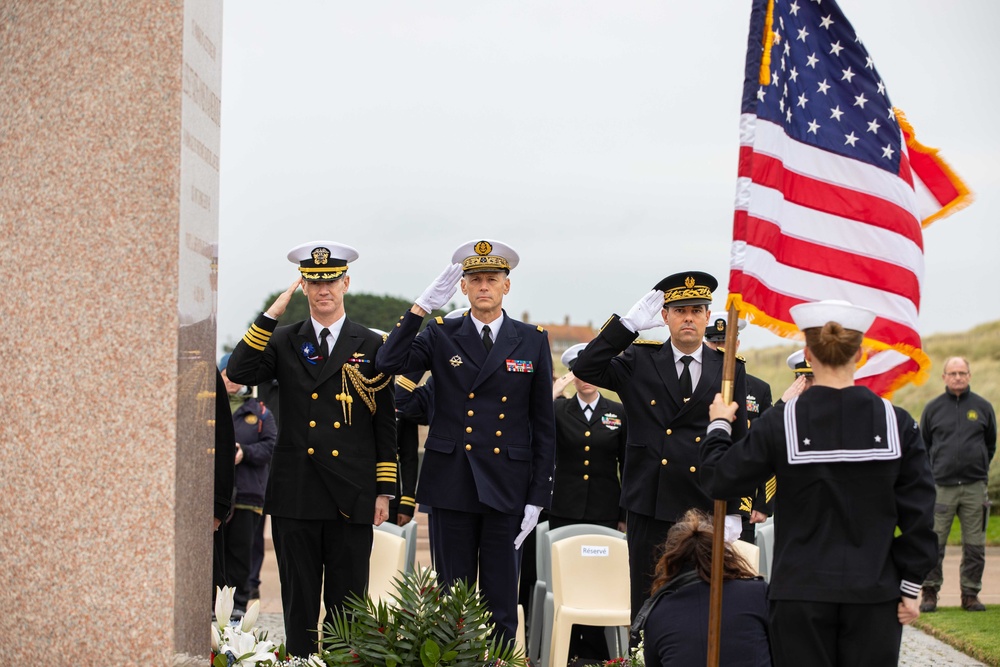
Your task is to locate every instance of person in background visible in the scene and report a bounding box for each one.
[701,299,936,666]
[637,509,771,667]
[776,349,813,405]
[919,357,996,613]
[213,368,236,608]
[218,352,276,615]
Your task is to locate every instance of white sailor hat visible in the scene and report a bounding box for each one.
[786,349,813,375]
[705,314,746,343]
[560,343,588,371]
[444,307,467,319]
[789,299,876,334]
[451,239,519,274]
[286,241,359,281]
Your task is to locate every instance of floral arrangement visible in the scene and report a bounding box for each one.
[585,633,644,667]
[319,567,525,667]
[210,586,323,667]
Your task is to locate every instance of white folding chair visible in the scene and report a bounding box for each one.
[527,520,550,664]
[368,528,407,605]
[548,534,631,667]
[376,519,418,573]
[755,516,775,581]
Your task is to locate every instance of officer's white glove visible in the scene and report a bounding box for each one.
[619,289,666,333]
[415,263,463,313]
[514,504,543,550]
[724,515,743,543]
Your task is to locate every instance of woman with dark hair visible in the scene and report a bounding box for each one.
[639,509,771,666]
[700,300,937,667]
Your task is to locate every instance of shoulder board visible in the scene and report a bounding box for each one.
[633,339,663,347]
[536,325,545,333]
[736,353,746,363]
[381,333,389,343]
[434,316,444,325]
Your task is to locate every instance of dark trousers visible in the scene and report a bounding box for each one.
[770,599,902,667]
[271,515,373,657]
[212,527,227,606]
[626,512,675,624]
[430,507,522,647]
[248,514,266,594]
[223,509,261,611]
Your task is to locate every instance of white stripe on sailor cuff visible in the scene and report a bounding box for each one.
[707,419,732,436]
[900,580,921,598]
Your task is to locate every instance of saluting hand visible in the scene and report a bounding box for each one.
[781,375,811,403]
[620,289,666,333]
[414,263,463,316]
[265,278,303,319]
[552,371,575,399]
[709,393,739,423]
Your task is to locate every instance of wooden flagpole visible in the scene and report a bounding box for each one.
[706,303,740,666]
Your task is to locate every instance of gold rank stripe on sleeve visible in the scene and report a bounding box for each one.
[740,496,753,513]
[243,323,272,351]
[399,496,416,507]
[376,461,399,483]
[765,476,777,503]
[395,375,418,393]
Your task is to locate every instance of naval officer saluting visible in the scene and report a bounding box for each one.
[375,239,556,645]
[226,241,397,656]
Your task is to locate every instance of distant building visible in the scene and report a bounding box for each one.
[522,312,596,356]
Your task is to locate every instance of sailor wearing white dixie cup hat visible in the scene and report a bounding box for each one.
[226,240,397,657]
[375,239,555,646]
[701,299,936,666]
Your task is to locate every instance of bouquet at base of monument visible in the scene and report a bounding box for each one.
[210,585,323,667]
[319,567,526,666]
[584,633,644,667]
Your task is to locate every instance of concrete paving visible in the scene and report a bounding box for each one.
[249,517,998,665]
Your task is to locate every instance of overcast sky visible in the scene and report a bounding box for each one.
[217,0,1000,355]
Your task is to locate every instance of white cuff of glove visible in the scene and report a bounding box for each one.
[619,289,666,333]
[724,515,743,543]
[514,504,543,550]
[415,263,463,313]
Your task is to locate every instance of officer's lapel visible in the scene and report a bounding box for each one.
[289,320,322,380]
[652,340,685,410]
[318,319,362,386]
[453,315,488,369]
[692,344,722,405]
[472,315,520,391]
[568,398,590,427]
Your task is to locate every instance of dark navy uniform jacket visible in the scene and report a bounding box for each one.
[375,310,556,515]
[393,371,426,517]
[700,385,937,603]
[745,373,775,516]
[551,394,626,523]
[573,315,750,522]
[227,314,397,523]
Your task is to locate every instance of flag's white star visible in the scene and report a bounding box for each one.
[772,70,780,85]
[854,92,868,108]
[784,41,791,56]
[877,80,886,95]
[781,56,787,71]
[806,53,819,68]
[787,108,793,122]
[817,79,831,94]
[830,40,844,56]
[757,87,767,102]
[797,26,810,42]
[882,144,895,159]
[865,56,874,69]
[779,16,785,30]
[797,93,809,108]
[830,105,844,121]
[789,67,799,83]
[808,119,821,134]
[874,435,882,443]
[784,82,789,97]
[789,1,801,16]
[844,132,859,146]
[779,98,786,112]
[867,118,881,133]
[820,14,834,29]
[842,67,856,83]
[888,107,896,120]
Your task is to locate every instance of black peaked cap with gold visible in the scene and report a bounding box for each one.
[653,271,718,307]
[287,240,359,282]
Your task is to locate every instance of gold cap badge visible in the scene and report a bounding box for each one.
[474,240,493,256]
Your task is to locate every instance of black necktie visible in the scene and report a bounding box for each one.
[584,405,593,420]
[319,328,331,364]
[679,355,693,401]
[482,325,493,352]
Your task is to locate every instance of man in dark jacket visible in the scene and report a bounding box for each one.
[919,357,997,612]
[227,241,397,655]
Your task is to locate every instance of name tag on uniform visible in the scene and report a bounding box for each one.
[581,545,609,557]
[506,359,534,373]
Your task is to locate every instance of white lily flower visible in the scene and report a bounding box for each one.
[241,599,260,632]
[215,585,235,629]
[211,624,221,652]
[307,655,326,667]
[231,631,276,665]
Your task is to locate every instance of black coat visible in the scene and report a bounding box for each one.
[700,385,937,603]
[573,316,750,521]
[551,394,626,522]
[227,314,397,523]
[745,373,774,515]
[375,310,555,515]
[393,371,426,517]
[231,396,277,508]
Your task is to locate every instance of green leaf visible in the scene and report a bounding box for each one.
[441,650,458,661]
[212,654,228,667]
[386,659,398,667]
[420,638,442,667]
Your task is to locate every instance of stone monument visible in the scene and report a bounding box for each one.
[0,1,223,662]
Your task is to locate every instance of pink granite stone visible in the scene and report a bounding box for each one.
[0,1,222,663]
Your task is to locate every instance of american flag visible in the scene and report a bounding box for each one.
[729,0,971,397]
